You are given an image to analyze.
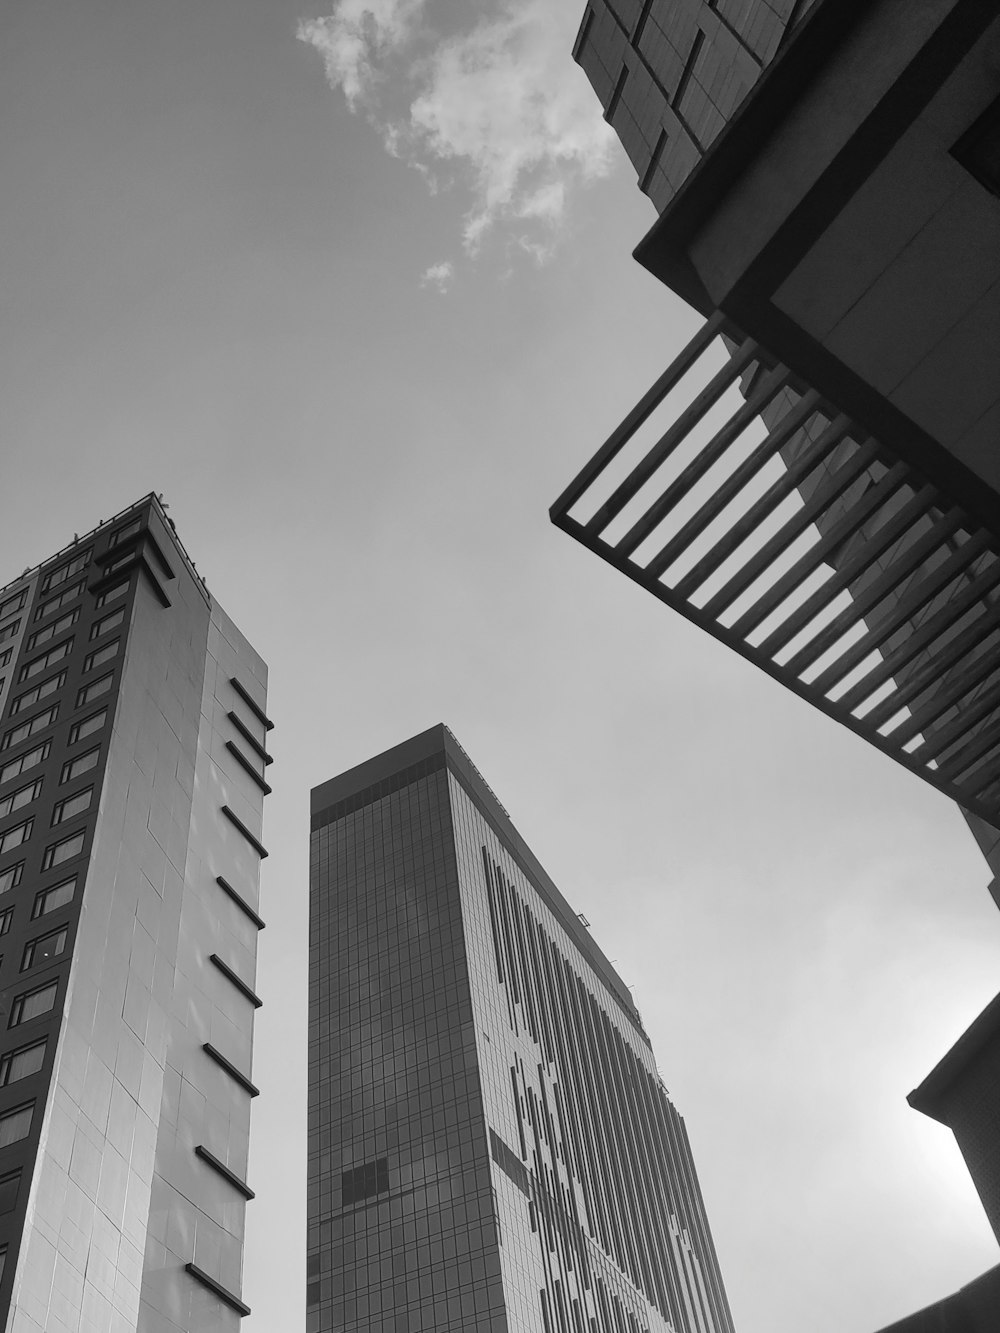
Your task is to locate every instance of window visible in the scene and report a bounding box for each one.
[0,864,23,896]
[40,550,91,594]
[41,830,85,870]
[60,749,99,784]
[341,1157,389,1206]
[0,1105,33,1149]
[102,550,135,577]
[10,672,65,715]
[18,639,72,683]
[1,706,59,751]
[0,910,12,937]
[82,640,118,674]
[0,742,50,786]
[69,710,106,745]
[32,877,75,919]
[0,590,27,622]
[0,649,10,670]
[109,518,142,548]
[90,607,125,640]
[21,927,68,971]
[95,580,129,609]
[0,620,20,647]
[51,788,92,826]
[0,781,42,820]
[76,675,113,709]
[34,581,85,622]
[0,820,32,857]
[0,1171,21,1215]
[27,609,79,652]
[0,1040,46,1086]
[9,981,57,1026]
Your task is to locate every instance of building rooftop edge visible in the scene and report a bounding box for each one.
[0,491,212,608]
[907,989,1000,1124]
[311,725,649,1041]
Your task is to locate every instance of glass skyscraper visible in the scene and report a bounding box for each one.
[0,493,270,1331]
[309,724,734,1333]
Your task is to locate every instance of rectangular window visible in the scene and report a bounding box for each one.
[0,1171,21,1215]
[68,710,106,745]
[60,749,99,785]
[0,743,50,786]
[102,551,134,577]
[51,788,92,826]
[76,674,113,709]
[0,909,12,937]
[0,780,42,820]
[94,580,129,609]
[19,639,72,683]
[1,706,59,750]
[0,864,23,896]
[82,640,118,674]
[21,927,68,971]
[0,820,33,857]
[0,1040,46,1086]
[32,877,75,920]
[0,1104,33,1149]
[27,609,79,652]
[41,830,84,871]
[34,580,85,622]
[90,607,125,640]
[40,550,91,594]
[341,1157,389,1207]
[9,981,57,1026]
[0,650,10,670]
[109,518,142,548]
[10,672,65,716]
[0,590,27,622]
[0,620,20,647]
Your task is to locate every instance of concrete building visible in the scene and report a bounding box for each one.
[308,724,735,1333]
[0,494,270,1331]
[553,1,1000,1326]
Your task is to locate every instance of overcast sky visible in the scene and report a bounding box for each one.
[2,3,999,1331]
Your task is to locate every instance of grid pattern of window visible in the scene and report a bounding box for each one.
[309,771,506,1333]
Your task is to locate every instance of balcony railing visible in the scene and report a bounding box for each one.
[551,311,1000,827]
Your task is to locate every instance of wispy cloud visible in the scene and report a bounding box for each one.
[420,260,454,291]
[297,0,617,268]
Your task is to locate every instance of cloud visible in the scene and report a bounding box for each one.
[297,0,617,263]
[420,260,454,291]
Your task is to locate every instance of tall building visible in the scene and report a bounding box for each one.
[308,724,735,1333]
[553,1,1000,1326]
[0,494,271,1332]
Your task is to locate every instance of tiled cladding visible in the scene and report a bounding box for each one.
[0,496,267,1332]
[309,738,735,1333]
[574,0,818,213]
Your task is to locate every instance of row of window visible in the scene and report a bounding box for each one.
[19,634,118,688]
[0,871,74,920]
[2,695,109,756]
[0,817,89,872]
[0,590,27,624]
[0,754,98,828]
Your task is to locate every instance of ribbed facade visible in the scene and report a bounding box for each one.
[0,495,269,1331]
[308,726,734,1333]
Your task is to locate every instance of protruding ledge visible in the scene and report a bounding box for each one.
[221,806,268,859]
[215,875,265,930]
[227,711,273,765]
[203,1042,260,1098]
[185,1262,251,1316]
[230,676,273,731]
[225,741,272,795]
[210,952,263,1008]
[195,1144,256,1200]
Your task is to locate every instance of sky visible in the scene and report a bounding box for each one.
[1,2,999,1331]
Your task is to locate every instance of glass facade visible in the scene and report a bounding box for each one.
[309,726,735,1333]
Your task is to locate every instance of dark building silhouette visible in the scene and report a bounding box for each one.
[308,724,735,1333]
[553,2,1000,1326]
[0,494,270,1331]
